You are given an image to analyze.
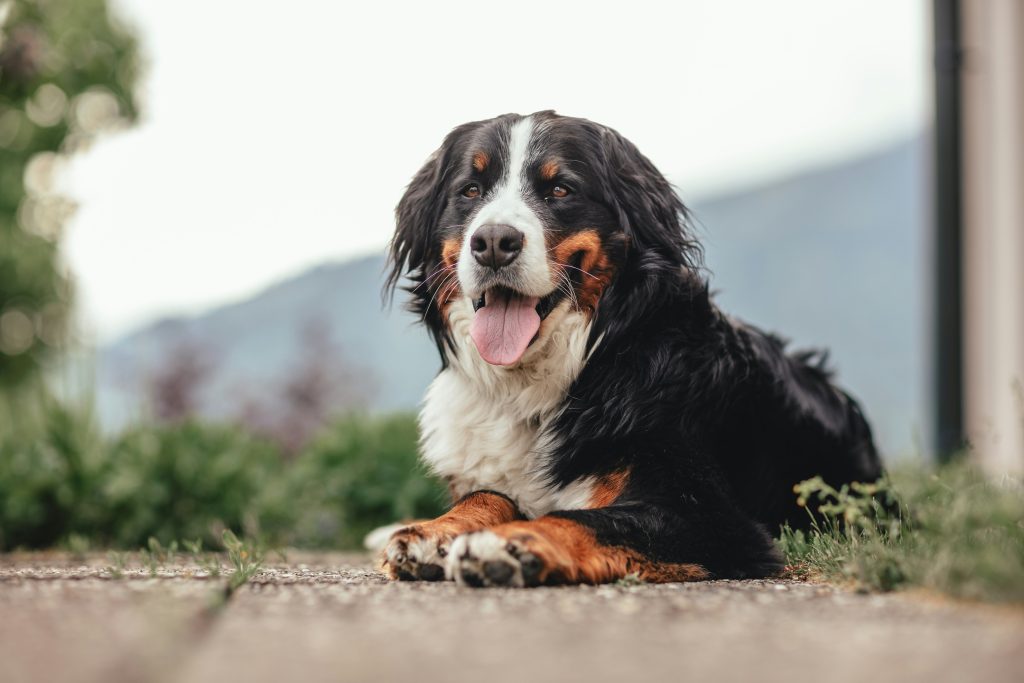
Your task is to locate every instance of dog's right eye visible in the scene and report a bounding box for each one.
[461,183,481,199]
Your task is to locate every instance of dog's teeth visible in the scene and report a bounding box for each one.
[473,295,485,312]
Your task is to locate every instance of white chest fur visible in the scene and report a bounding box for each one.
[418,299,597,518]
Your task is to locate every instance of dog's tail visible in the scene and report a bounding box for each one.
[362,521,412,552]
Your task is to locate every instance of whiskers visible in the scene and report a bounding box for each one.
[426,267,461,313]
[547,245,600,281]
[554,268,581,311]
[557,262,600,281]
[414,224,469,311]
[414,265,456,293]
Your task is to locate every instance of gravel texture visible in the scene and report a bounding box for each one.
[2,552,1022,683]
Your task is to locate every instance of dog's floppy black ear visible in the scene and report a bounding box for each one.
[385,122,478,305]
[385,149,445,302]
[595,125,701,270]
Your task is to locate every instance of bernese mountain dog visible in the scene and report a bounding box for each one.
[381,110,882,587]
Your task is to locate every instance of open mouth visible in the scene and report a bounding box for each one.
[469,286,562,366]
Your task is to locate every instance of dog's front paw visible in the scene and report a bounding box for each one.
[446,530,546,588]
[382,526,453,581]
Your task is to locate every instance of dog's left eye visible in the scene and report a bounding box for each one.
[547,185,570,199]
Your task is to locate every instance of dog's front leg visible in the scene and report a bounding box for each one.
[446,502,783,588]
[382,490,523,581]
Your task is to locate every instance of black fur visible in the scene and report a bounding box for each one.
[387,111,882,580]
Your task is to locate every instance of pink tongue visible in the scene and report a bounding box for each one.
[470,290,541,366]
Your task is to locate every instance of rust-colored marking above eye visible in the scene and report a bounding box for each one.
[540,160,560,181]
[472,151,489,173]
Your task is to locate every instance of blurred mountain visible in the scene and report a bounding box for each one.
[96,136,926,455]
[95,256,441,428]
[694,136,927,456]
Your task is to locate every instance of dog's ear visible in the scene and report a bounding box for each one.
[594,125,701,270]
[385,122,476,304]
[385,148,445,302]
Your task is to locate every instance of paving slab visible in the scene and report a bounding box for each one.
[2,553,1022,683]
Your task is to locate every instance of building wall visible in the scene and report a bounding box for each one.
[961,0,1024,474]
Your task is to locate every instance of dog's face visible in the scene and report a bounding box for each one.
[388,111,694,367]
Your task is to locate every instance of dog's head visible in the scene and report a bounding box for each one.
[387,111,699,367]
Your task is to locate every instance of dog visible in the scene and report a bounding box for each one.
[381,110,882,587]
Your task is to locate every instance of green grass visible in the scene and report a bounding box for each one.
[220,529,265,593]
[96,532,267,610]
[779,460,1024,603]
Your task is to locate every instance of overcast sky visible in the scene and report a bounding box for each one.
[61,0,929,342]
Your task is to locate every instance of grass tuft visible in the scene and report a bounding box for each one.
[778,460,1024,603]
[221,529,264,593]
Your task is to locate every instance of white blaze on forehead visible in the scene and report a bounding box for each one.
[504,115,534,195]
[457,116,551,298]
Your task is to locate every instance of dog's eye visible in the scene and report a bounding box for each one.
[461,183,481,199]
[548,185,570,199]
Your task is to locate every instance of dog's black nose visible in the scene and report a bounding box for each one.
[470,224,524,270]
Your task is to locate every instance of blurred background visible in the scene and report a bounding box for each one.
[1,0,1020,551]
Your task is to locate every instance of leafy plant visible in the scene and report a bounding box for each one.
[779,460,1024,602]
[221,529,263,593]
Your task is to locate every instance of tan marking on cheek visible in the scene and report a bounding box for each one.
[436,237,464,316]
[472,151,489,173]
[441,237,461,270]
[550,230,616,314]
[490,517,709,585]
[539,160,560,181]
[587,469,630,508]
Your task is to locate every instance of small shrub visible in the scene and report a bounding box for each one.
[0,394,445,551]
[96,421,284,548]
[0,395,105,549]
[779,460,1024,603]
[281,414,447,548]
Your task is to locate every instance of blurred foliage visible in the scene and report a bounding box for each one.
[0,394,447,550]
[779,461,1024,603]
[283,414,445,548]
[0,0,140,388]
[0,2,448,554]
